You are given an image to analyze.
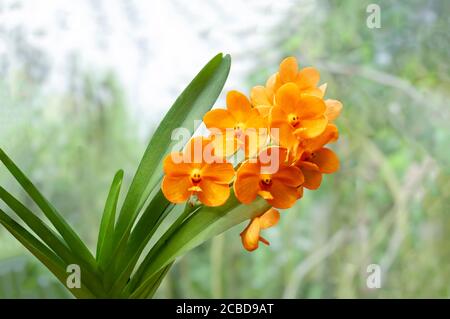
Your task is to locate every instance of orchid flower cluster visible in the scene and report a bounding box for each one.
[162,57,342,252]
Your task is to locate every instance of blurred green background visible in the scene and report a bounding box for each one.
[0,0,449,298]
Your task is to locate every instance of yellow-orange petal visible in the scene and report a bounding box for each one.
[298,161,322,190]
[201,162,235,184]
[259,208,280,229]
[311,148,340,174]
[234,162,261,204]
[161,175,192,203]
[265,73,280,97]
[275,83,301,113]
[279,57,299,83]
[303,124,339,151]
[258,146,290,175]
[163,152,192,176]
[258,190,274,200]
[256,105,272,118]
[301,87,324,98]
[319,83,328,97]
[243,129,268,159]
[197,179,230,207]
[251,86,272,107]
[296,95,326,119]
[240,218,261,252]
[270,105,288,123]
[296,115,328,139]
[325,99,343,121]
[266,180,299,209]
[188,185,202,192]
[272,165,304,187]
[270,120,298,150]
[236,161,261,177]
[296,66,320,90]
[226,90,252,122]
[203,109,236,131]
[245,109,268,133]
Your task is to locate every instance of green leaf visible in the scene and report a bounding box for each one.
[112,53,231,255]
[0,148,97,269]
[130,262,174,299]
[96,169,123,270]
[108,189,172,295]
[130,193,269,296]
[127,203,198,292]
[0,186,71,261]
[0,209,95,299]
[0,187,107,296]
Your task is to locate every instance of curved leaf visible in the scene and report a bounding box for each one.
[130,193,269,296]
[112,53,231,264]
[0,209,95,299]
[97,169,123,270]
[0,148,96,269]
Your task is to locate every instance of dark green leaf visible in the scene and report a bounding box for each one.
[130,193,269,296]
[0,148,96,269]
[130,262,174,299]
[112,53,231,257]
[108,189,172,295]
[0,209,94,299]
[97,169,124,270]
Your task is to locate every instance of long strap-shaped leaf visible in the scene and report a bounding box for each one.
[130,262,174,299]
[0,148,97,269]
[0,186,71,260]
[0,209,94,299]
[112,53,231,257]
[107,189,172,295]
[96,169,123,271]
[130,194,269,297]
[127,203,197,293]
[0,187,106,296]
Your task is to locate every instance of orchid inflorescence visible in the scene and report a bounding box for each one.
[0,54,342,298]
[162,57,343,252]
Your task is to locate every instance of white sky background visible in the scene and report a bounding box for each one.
[0,0,296,137]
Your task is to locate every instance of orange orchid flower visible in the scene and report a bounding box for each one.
[251,57,343,123]
[240,208,280,252]
[270,83,328,150]
[203,90,267,158]
[250,56,327,116]
[161,137,235,207]
[294,124,340,190]
[234,147,304,209]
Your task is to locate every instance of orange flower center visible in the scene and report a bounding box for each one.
[190,168,202,183]
[301,151,315,161]
[260,174,272,186]
[288,113,300,128]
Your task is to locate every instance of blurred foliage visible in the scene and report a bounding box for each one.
[1,0,449,298]
[0,66,142,297]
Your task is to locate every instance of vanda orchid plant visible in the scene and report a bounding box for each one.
[0,53,342,298]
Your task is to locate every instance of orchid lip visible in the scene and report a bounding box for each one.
[260,174,272,186]
[288,113,300,128]
[190,168,202,183]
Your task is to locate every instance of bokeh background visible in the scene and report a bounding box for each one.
[0,0,449,298]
